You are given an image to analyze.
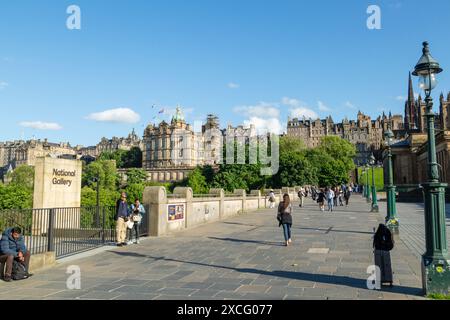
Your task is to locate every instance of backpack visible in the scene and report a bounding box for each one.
[374,225,394,251]
[12,260,29,281]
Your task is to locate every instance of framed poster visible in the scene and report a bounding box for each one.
[168,204,185,221]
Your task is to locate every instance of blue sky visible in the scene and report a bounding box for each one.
[1,0,450,146]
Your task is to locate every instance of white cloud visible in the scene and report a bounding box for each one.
[243,117,283,135]
[281,97,319,119]
[228,82,240,89]
[86,108,140,124]
[345,101,357,109]
[289,107,319,120]
[318,101,331,112]
[20,121,62,131]
[0,81,9,90]
[281,97,305,108]
[233,102,280,118]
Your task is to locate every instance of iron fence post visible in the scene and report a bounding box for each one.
[47,209,55,252]
[102,207,106,244]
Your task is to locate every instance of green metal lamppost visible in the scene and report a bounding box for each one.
[369,153,379,212]
[412,41,450,295]
[362,168,367,198]
[365,164,371,203]
[384,128,398,230]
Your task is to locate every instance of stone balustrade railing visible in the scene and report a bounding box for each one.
[142,186,300,236]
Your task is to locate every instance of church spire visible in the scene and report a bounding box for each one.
[408,72,415,103]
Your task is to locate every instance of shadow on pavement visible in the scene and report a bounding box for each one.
[293,227,374,235]
[208,237,285,247]
[107,251,423,296]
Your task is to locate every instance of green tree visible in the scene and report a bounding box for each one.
[279,136,306,154]
[7,165,35,190]
[0,184,33,209]
[125,183,145,202]
[123,147,143,168]
[272,150,318,188]
[80,186,119,208]
[82,160,119,191]
[187,167,209,194]
[126,168,147,185]
[98,147,142,169]
[317,136,356,174]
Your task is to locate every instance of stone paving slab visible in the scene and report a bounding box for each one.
[0,196,431,300]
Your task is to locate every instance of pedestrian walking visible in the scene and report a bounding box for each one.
[115,192,130,247]
[317,188,325,211]
[268,190,276,209]
[277,194,293,246]
[326,187,335,212]
[344,186,351,206]
[338,187,344,206]
[333,187,338,207]
[298,187,305,208]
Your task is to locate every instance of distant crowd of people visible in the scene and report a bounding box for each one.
[269,183,359,246]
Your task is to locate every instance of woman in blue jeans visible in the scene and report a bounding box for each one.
[277,194,293,246]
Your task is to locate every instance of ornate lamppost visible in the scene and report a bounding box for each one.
[412,41,450,295]
[384,128,398,230]
[362,168,367,198]
[369,153,379,212]
[366,163,371,203]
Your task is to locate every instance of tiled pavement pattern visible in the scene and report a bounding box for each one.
[0,196,432,300]
[395,202,450,259]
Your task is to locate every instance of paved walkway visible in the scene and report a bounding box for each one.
[0,196,431,300]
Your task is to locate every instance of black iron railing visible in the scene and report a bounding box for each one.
[0,206,149,259]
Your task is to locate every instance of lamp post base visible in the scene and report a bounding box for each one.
[371,204,379,213]
[422,256,450,295]
[421,181,450,295]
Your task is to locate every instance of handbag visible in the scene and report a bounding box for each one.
[127,220,135,229]
[132,214,143,223]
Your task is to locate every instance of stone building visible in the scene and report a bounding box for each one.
[142,108,222,182]
[0,139,76,180]
[286,111,398,165]
[96,129,141,155]
[142,107,256,182]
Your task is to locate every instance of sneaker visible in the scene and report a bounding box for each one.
[135,240,140,244]
[117,243,123,247]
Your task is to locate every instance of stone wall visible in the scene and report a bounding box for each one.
[142,186,299,236]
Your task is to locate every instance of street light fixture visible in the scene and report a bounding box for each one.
[412,41,449,295]
[369,153,379,212]
[384,127,398,230]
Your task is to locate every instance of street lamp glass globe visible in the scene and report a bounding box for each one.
[418,73,437,92]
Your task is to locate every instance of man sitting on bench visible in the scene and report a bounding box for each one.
[0,227,32,282]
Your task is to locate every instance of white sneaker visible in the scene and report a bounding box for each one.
[136,240,140,244]
[127,241,133,245]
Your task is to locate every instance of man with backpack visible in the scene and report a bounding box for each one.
[373,224,395,287]
[0,227,32,282]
